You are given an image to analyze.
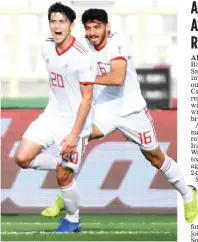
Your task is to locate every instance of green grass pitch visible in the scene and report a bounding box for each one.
[1,215,177,241]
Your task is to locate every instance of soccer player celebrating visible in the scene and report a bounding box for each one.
[42,8,198,224]
[14,3,95,232]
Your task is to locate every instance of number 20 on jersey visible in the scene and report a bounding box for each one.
[50,72,64,88]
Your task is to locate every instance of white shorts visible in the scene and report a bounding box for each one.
[57,137,88,173]
[23,112,89,172]
[94,107,159,151]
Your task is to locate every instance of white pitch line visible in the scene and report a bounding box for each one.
[1,222,176,225]
[1,230,170,235]
[1,222,100,225]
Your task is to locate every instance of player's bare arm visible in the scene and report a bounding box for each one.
[60,83,93,157]
[95,59,127,86]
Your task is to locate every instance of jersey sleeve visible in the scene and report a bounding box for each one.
[41,38,55,60]
[109,35,130,62]
[41,41,49,61]
[78,53,96,85]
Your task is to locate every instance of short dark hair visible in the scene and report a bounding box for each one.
[81,9,108,25]
[48,2,76,23]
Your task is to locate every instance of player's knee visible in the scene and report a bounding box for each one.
[141,148,165,169]
[14,152,31,169]
[56,165,74,187]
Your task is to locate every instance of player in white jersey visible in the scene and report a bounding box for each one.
[82,9,198,223]
[41,8,197,224]
[14,3,95,232]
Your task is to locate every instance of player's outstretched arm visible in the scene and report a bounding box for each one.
[60,83,93,157]
[71,83,93,136]
[95,59,126,86]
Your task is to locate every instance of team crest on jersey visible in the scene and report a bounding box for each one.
[117,46,122,53]
[63,64,68,71]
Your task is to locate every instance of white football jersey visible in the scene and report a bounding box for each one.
[77,33,146,116]
[41,37,96,136]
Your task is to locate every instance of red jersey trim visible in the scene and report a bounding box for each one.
[80,82,94,85]
[111,56,127,61]
[46,37,54,41]
[95,31,115,51]
[56,37,75,56]
[95,41,107,51]
[74,40,88,52]
[73,41,87,54]
[46,37,55,42]
[108,31,114,37]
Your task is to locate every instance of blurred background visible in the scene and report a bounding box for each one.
[1,0,177,240]
[1,0,178,108]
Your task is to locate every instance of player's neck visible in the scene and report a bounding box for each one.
[56,35,74,53]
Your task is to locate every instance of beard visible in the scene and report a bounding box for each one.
[89,29,107,48]
[97,30,107,47]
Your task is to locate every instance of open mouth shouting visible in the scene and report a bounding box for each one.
[54,31,63,40]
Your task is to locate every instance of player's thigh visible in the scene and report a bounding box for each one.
[15,138,44,163]
[16,113,54,164]
[93,107,117,139]
[118,107,159,150]
[15,113,54,167]
[57,136,89,173]
[22,113,54,149]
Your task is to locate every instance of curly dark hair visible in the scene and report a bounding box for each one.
[48,2,76,23]
[81,9,108,25]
